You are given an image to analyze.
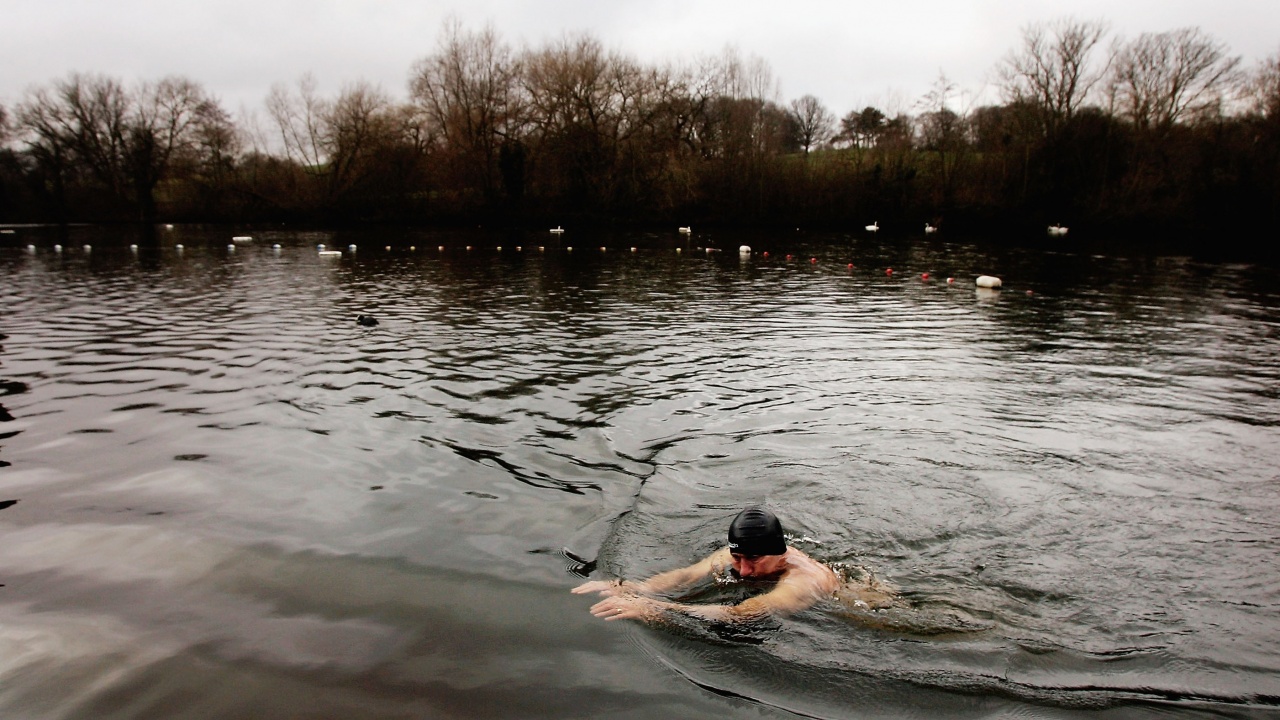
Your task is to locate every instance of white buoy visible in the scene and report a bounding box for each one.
[130,244,138,252]
[566,246,573,252]
[975,275,1002,289]
[516,246,523,252]
[319,250,342,258]
[630,247,637,252]
[348,244,357,252]
[600,246,606,252]
[678,226,692,234]
[386,246,392,251]
[550,226,565,234]
[865,221,879,232]
[83,244,92,252]
[497,246,503,251]
[410,245,416,251]
[438,246,444,251]
[272,244,282,250]
[175,244,184,251]
[538,246,545,252]
[26,244,36,253]
[739,245,751,254]
[164,224,174,230]
[54,245,62,253]
[227,244,235,251]
[318,244,326,250]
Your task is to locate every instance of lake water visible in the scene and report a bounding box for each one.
[1,225,1278,719]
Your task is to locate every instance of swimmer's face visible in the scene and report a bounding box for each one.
[731,551,786,578]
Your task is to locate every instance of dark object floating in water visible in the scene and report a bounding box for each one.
[0,381,28,397]
[562,547,597,578]
[0,499,18,511]
[0,404,12,422]
[357,315,379,327]
[174,454,207,461]
[370,485,384,491]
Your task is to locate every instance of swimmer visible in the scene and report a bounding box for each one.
[573,507,890,623]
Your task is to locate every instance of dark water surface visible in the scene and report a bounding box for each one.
[1,226,1277,719]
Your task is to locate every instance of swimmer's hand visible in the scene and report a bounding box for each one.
[571,579,643,597]
[588,593,658,622]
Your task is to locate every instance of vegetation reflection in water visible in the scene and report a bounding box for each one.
[0,226,1277,719]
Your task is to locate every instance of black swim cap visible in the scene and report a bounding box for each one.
[728,507,787,557]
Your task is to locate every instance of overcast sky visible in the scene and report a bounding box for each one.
[3,0,1276,120]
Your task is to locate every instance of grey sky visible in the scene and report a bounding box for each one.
[2,0,1276,120]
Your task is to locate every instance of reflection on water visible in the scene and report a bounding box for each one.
[1,226,1278,719]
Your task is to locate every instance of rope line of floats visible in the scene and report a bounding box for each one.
[22,223,1055,296]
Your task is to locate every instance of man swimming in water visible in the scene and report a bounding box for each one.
[573,507,881,623]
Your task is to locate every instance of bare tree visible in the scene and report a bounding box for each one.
[324,80,392,198]
[788,95,834,154]
[16,73,223,221]
[409,19,523,202]
[1249,48,1280,120]
[265,73,328,170]
[999,18,1109,138]
[1109,28,1243,133]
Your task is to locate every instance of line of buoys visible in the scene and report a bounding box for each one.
[975,275,1002,288]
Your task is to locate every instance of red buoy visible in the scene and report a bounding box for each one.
[921,272,929,280]
[810,257,817,263]
[886,268,893,275]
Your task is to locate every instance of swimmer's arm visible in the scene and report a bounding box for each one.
[592,578,819,623]
[572,549,725,598]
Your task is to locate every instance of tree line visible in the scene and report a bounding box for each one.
[1,18,1277,246]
